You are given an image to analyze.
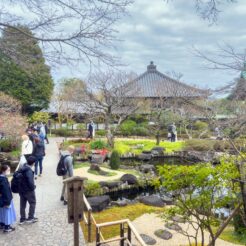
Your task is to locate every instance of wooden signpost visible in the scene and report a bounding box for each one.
[63,176,87,246]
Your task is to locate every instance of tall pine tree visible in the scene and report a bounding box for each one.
[229,62,246,100]
[0,26,54,113]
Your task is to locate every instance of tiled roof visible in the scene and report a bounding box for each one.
[125,62,209,98]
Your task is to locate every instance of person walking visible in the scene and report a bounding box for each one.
[19,156,38,224]
[33,137,45,178]
[87,121,93,139]
[60,145,75,205]
[0,165,16,233]
[44,123,49,144]
[21,134,33,162]
[168,123,177,142]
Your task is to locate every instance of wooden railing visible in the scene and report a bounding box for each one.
[82,194,146,246]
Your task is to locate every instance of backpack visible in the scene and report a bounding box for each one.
[56,155,69,176]
[11,170,24,193]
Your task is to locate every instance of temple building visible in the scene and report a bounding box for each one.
[125,61,208,100]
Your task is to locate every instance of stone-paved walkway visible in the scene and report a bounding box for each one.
[0,138,85,246]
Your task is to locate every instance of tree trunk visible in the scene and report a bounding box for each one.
[156,132,160,145]
[106,130,114,148]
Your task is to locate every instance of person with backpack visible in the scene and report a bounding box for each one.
[18,156,38,224]
[0,165,16,233]
[59,145,75,205]
[33,137,45,179]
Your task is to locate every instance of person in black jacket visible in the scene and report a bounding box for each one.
[0,165,16,232]
[19,156,38,224]
[33,137,45,179]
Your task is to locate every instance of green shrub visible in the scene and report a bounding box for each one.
[184,139,214,152]
[109,150,120,170]
[90,140,107,149]
[193,121,208,131]
[213,141,231,152]
[96,129,106,136]
[84,182,102,196]
[0,139,15,152]
[133,126,149,136]
[119,120,137,136]
[52,128,71,137]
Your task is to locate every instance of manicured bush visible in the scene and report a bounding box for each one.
[84,182,102,196]
[52,128,71,137]
[96,129,106,136]
[109,150,120,170]
[90,140,107,149]
[193,121,208,131]
[0,139,16,152]
[133,126,149,136]
[184,139,214,152]
[119,120,137,136]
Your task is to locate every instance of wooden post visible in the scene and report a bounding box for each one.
[96,227,100,246]
[73,181,79,246]
[63,176,87,246]
[88,210,92,242]
[120,223,124,246]
[127,225,132,244]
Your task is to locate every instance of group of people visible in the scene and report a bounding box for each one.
[0,153,38,233]
[0,122,50,233]
[168,122,177,142]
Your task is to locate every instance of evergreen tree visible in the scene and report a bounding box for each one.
[229,62,246,100]
[0,26,54,113]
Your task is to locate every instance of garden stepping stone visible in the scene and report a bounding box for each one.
[154,229,173,240]
[171,215,186,223]
[165,222,182,232]
[140,234,157,245]
[139,195,165,207]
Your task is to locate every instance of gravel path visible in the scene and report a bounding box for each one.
[131,213,241,246]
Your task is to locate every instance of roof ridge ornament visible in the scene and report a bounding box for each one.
[147,61,157,71]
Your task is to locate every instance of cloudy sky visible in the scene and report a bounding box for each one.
[51,0,246,90]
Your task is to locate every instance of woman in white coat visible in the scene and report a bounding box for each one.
[20,135,33,167]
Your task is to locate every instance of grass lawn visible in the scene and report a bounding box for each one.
[114,139,185,155]
[87,169,117,177]
[216,225,246,245]
[74,162,90,169]
[81,203,164,241]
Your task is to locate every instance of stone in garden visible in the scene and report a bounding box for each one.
[165,222,182,232]
[120,174,138,185]
[87,195,110,212]
[111,200,128,207]
[89,163,101,172]
[154,229,172,240]
[140,164,155,173]
[161,195,173,205]
[171,215,186,223]
[140,234,157,245]
[139,195,165,207]
[138,151,152,161]
[107,181,122,189]
[151,147,165,156]
[99,181,122,189]
[91,153,105,164]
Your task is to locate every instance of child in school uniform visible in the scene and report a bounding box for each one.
[0,165,16,233]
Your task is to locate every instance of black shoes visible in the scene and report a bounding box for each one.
[3,226,15,233]
[63,200,68,205]
[19,219,26,225]
[26,217,38,223]
[60,196,64,201]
